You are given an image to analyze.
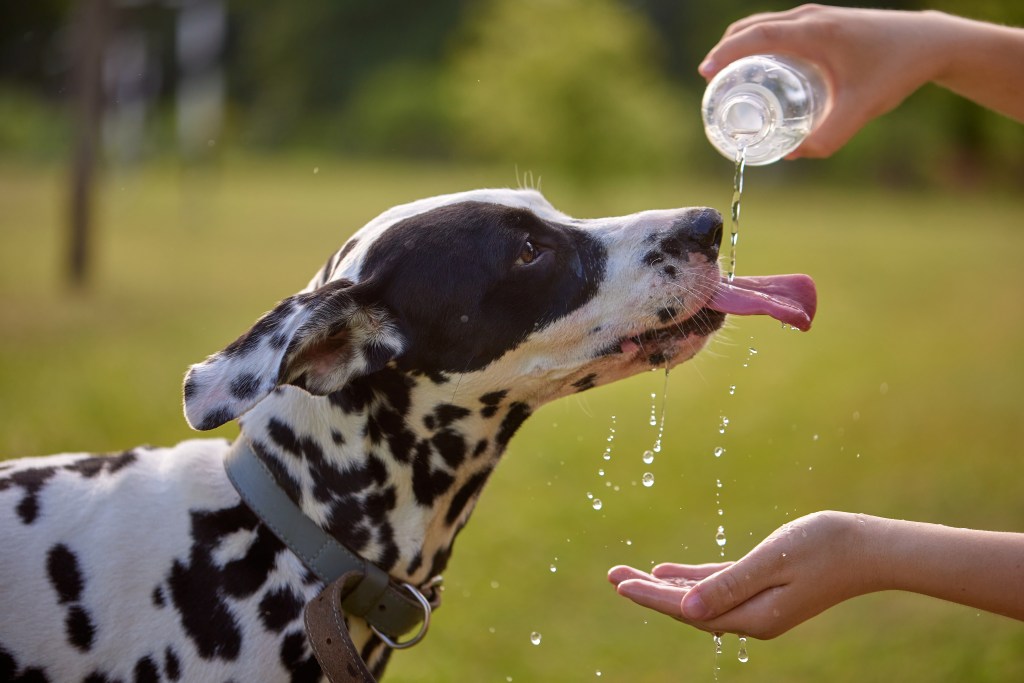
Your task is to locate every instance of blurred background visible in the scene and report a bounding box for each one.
[1,1,1022,681]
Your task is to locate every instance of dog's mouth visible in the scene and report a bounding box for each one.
[608,273,818,360]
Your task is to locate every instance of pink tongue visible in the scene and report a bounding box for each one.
[708,274,818,331]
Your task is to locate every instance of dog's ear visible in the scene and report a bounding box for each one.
[183,279,404,431]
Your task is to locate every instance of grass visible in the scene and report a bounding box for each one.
[1,158,1022,682]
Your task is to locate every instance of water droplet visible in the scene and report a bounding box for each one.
[715,526,727,547]
[586,492,593,499]
[642,472,654,487]
[713,446,725,458]
[812,433,819,441]
[549,564,557,573]
[460,314,469,323]
[642,450,654,464]
[738,637,749,663]
[728,385,736,395]
[530,632,542,646]
[717,508,723,516]
[625,539,632,546]
[748,347,758,355]
[592,498,603,510]
[598,468,605,477]
[713,633,723,655]
[313,167,319,174]
[490,580,500,589]
[718,416,729,434]
[596,672,602,678]
[602,450,611,461]
[716,478,723,488]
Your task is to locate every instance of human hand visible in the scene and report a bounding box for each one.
[608,511,879,639]
[699,5,956,158]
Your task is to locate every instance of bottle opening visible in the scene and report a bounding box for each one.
[721,96,770,145]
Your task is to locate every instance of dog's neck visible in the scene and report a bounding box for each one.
[236,365,534,586]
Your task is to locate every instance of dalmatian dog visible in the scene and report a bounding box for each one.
[0,189,815,682]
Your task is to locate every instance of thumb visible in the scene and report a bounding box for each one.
[681,563,763,621]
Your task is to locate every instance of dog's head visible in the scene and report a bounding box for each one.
[183,189,815,430]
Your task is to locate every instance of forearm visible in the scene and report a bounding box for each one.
[867,514,1024,620]
[925,11,1024,122]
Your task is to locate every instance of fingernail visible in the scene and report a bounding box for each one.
[682,591,710,620]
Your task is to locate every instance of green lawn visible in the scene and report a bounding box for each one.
[2,158,1022,682]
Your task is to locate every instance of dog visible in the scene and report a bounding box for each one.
[0,188,815,681]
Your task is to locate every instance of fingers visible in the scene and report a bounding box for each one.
[652,562,731,582]
[614,578,688,621]
[607,565,656,586]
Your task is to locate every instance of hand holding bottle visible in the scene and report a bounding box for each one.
[700,5,1024,159]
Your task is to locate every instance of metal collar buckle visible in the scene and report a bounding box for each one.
[370,577,441,649]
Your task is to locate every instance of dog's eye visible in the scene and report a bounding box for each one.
[516,240,539,266]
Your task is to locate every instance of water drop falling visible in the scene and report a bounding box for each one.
[642,450,654,465]
[530,632,541,646]
[713,446,725,458]
[748,347,758,355]
[648,392,658,427]
[598,468,605,477]
[728,384,736,396]
[642,472,655,487]
[738,637,749,663]
[713,633,723,655]
[716,478,723,488]
[549,564,557,573]
[715,526,727,548]
[592,498,603,511]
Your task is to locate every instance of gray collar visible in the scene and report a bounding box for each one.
[224,438,437,646]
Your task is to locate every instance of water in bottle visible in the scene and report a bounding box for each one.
[702,55,829,166]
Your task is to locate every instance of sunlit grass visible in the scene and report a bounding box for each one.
[1,159,1022,681]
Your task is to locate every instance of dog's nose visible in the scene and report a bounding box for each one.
[659,208,723,259]
[682,208,723,251]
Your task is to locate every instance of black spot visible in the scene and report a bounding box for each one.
[164,647,181,681]
[330,430,345,446]
[82,673,118,683]
[663,264,678,278]
[572,373,597,393]
[405,552,423,576]
[259,587,304,633]
[433,404,471,428]
[480,405,499,419]
[0,644,51,683]
[222,298,296,359]
[472,439,489,458]
[642,250,664,266]
[166,504,271,661]
[432,430,467,469]
[446,469,492,526]
[411,441,455,506]
[229,372,262,400]
[66,605,96,651]
[64,450,138,478]
[422,414,436,431]
[363,487,396,524]
[152,585,165,608]
[279,630,321,683]
[657,307,677,324]
[479,390,507,406]
[47,543,84,604]
[428,546,452,579]
[199,407,235,431]
[496,402,532,449]
[0,466,57,524]
[268,418,302,457]
[133,656,160,683]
